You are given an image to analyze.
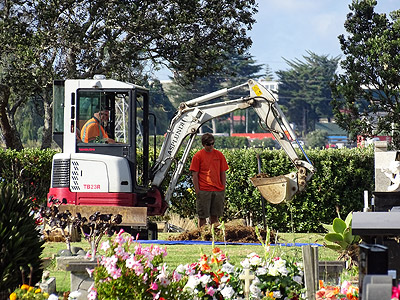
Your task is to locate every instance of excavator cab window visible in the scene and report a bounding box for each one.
[77,91,121,143]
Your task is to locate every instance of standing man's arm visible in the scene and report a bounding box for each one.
[192,171,200,194]
[221,171,226,190]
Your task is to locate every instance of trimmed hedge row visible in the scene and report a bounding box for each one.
[0,147,374,232]
[0,148,56,206]
[170,146,375,233]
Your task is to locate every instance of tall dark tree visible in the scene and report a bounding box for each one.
[276,51,340,136]
[331,0,400,148]
[148,80,176,135]
[0,0,258,149]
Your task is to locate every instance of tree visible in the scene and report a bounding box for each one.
[166,53,266,134]
[148,80,176,135]
[276,51,340,136]
[0,0,258,150]
[331,0,400,148]
[305,130,328,149]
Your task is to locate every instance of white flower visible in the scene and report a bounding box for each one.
[273,290,282,298]
[48,295,59,300]
[255,266,267,276]
[249,277,262,298]
[268,265,279,276]
[248,253,262,266]
[293,275,303,284]
[176,264,187,274]
[249,283,262,298]
[274,258,286,268]
[199,274,211,287]
[68,291,82,300]
[100,240,110,251]
[220,286,235,299]
[221,262,235,274]
[277,265,288,276]
[220,275,230,283]
[184,276,200,292]
[240,258,251,269]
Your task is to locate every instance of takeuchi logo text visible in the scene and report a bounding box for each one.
[84,184,101,190]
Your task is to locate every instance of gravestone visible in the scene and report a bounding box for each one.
[352,141,400,296]
[56,256,97,300]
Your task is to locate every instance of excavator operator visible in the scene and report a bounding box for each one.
[80,108,116,144]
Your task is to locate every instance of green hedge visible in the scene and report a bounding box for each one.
[0,148,56,205]
[170,146,374,233]
[0,147,374,232]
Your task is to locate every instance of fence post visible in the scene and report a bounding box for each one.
[302,245,319,300]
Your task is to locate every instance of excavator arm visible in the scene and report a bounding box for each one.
[150,79,315,205]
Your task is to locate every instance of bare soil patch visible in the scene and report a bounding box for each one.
[168,223,276,244]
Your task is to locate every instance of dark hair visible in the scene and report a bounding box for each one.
[201,133,214,145]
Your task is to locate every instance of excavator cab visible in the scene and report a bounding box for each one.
[50,77,166,220]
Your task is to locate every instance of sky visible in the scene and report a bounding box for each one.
[157,0,399,80]
[250,0,399,77]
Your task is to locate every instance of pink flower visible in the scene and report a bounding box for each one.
[152,291,161,300]
[126,255,144,275]
[172,270,182,282]
[115,245,126,257]
[110,267,122,279]
[156,264,170,287]
[87,290,97,300]
[114,230,126,245]
[85,251,92,259]
[205,285,216,296]
[341,280,351,294]
[150,282,158,290]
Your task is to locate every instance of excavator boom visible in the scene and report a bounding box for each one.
[151,79,315,204]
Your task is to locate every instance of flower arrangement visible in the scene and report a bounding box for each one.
[243,252,304,300]
[90,227,305,300]
[9,285,81,300]
[179,246,245,299]
[89,229,191,299]
[9,285,52,300]
[316,280,358,300]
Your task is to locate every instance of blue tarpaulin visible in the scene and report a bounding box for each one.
[135,240,323,247]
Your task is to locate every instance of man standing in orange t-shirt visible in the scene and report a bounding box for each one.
[190,133,229,227]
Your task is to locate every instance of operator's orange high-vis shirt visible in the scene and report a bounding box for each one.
[190,149,229,191]
[81,117,109,143]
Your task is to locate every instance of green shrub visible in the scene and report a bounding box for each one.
[0,182,45,293]
[0,148,56,206]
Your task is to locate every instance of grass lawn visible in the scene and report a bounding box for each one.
[42,232,339,293]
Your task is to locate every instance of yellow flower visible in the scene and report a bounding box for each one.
[35,288,42,294]
[28,286,34,292]
[43,292,50,298]
[21,284,30,290]
[9,292,17,300]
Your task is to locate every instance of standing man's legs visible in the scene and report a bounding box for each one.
[199,217,207,227]
[197,191,211,227]
[209,190,225,225]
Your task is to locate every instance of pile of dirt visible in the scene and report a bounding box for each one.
[168,223,276,244]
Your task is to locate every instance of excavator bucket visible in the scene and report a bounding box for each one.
[250,173,298,204]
